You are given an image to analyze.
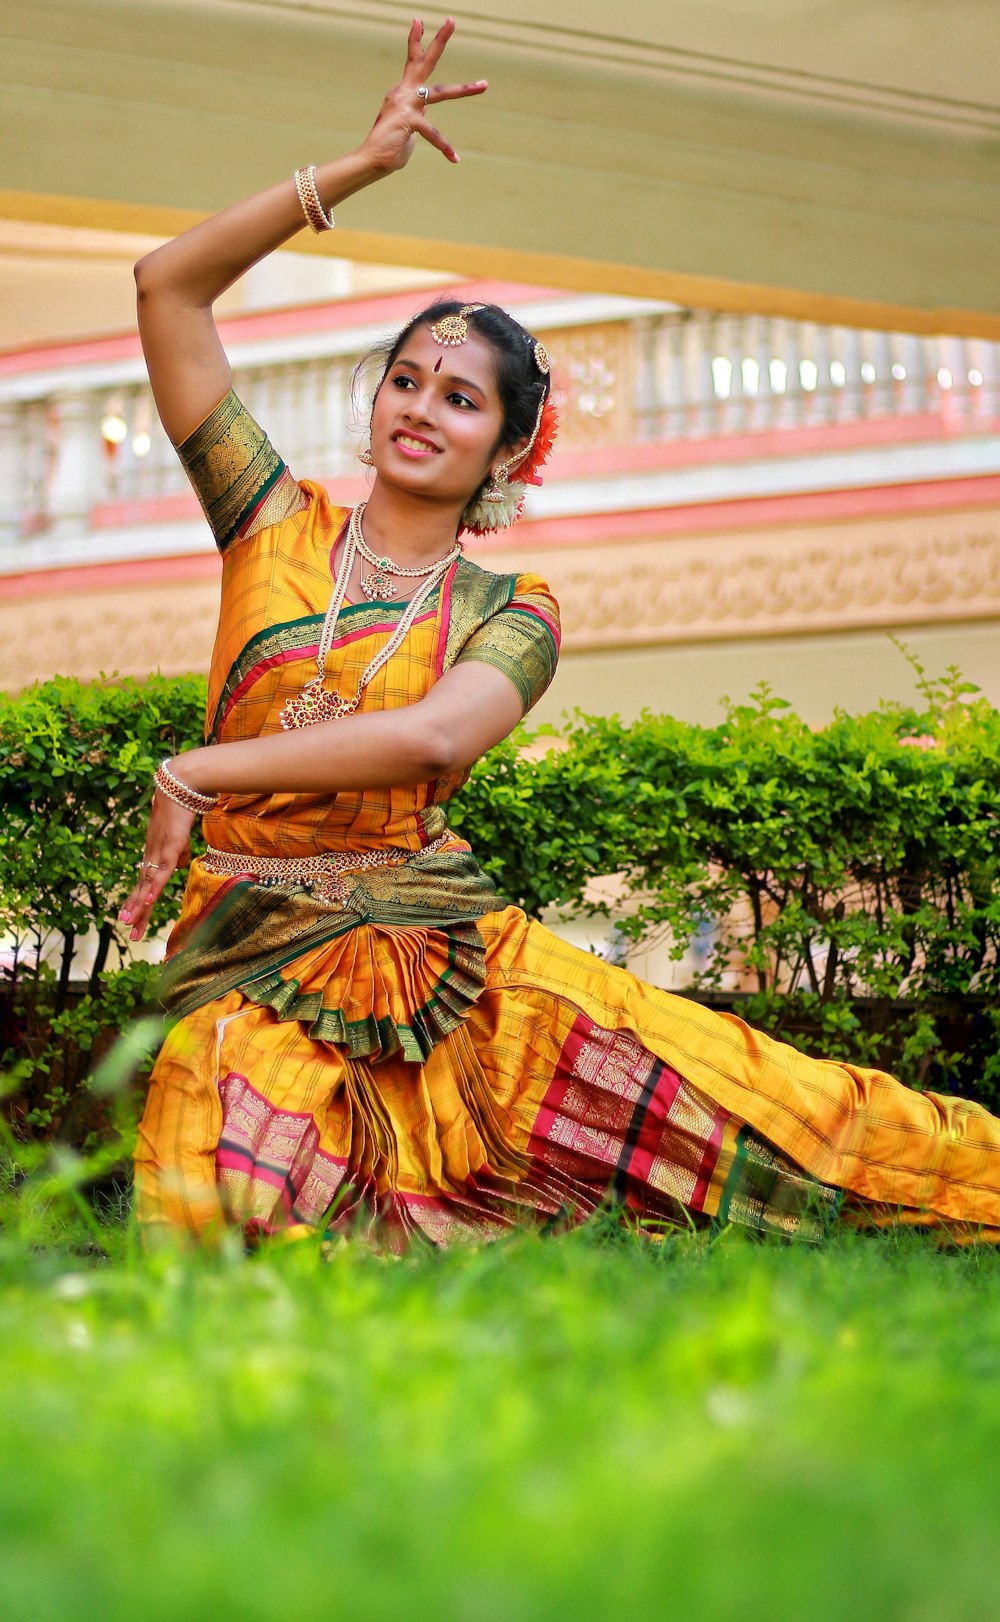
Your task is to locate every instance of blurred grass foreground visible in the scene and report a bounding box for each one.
[2,1168,1000,1621]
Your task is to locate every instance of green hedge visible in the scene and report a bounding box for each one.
[0,674,205,1149]
[2,663,998,1149]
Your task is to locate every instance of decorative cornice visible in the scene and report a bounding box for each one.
[0,283,654,388]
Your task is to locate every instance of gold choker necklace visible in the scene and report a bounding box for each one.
[353,511,461,602]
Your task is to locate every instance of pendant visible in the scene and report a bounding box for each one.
[360,559,396,601]
[280,678,360,730]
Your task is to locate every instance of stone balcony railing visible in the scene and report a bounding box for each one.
[2,289,998,558]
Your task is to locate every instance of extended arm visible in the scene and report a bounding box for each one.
[135,154,380,446]
[119,661,522,938]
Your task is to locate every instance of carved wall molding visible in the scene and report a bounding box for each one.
[483,507,1000,649]
[0,580,220,692]
[2,505,998,692]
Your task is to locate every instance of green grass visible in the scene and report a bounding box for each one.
[2,1199,999,1622]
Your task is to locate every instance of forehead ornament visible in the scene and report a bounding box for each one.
[429,304,486,347]
[429,306,551,384]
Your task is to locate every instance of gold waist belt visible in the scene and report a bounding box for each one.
[202,828,457,890]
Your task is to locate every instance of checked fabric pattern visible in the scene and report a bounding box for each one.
[135,394,1000,1249]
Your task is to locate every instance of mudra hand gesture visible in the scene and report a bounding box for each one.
[361,16,487,171]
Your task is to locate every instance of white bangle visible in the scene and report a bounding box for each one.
[154,759,219,816]
[293,166,335,233]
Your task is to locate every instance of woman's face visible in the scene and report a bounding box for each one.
[369,323,506,509]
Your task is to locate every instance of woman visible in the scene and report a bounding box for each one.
[124,19,1000,1247]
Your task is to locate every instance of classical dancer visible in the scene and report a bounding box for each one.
[123,19,1000,1247]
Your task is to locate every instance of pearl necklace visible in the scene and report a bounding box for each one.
[279,503,459,730]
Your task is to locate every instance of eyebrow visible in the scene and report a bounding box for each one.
[392,355,488,399]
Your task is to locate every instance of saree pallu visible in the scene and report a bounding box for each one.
[135,850,1000,1248]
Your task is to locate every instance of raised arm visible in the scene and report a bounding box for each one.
[134,18,487,445]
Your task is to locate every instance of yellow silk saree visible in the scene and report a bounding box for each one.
[134,395,1000,1247]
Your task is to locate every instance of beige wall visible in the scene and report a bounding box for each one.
[5,498,998,722]
[535,621,1000,730]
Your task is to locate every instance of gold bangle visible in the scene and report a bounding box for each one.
[154,759,219,816]
[293,165,335,233]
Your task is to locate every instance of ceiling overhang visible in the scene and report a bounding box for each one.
[2,0,999,336]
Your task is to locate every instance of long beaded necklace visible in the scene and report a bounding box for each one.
[279,502,461,731]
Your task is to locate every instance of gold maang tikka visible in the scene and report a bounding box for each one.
[428,304,487,347]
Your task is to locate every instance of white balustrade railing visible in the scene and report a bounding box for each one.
[3,357,362,543]
[2,308,999,552]
[637,313,1000,441]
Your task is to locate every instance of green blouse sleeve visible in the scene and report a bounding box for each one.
[175,389,308,554]
[452,572,561,713]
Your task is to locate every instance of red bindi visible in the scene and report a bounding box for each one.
[433,357,443,373]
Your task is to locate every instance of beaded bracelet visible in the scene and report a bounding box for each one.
[154,759,219,816]
[293,166,335,233]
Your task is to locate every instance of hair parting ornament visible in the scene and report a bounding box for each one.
[428,303,487,346]
[429,306,557,536]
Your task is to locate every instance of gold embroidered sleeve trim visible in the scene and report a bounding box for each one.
[452,575,561,713]
[176,389,307,553]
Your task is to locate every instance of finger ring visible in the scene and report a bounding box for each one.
[416,85,429,103]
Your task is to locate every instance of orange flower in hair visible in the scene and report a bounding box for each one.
[518,395,559,487]
[459,386,559,536]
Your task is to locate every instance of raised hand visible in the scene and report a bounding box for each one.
[361,17,487,171]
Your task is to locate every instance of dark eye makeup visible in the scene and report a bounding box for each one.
[390,370,478,409]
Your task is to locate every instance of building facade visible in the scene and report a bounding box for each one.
[2,277,998,725]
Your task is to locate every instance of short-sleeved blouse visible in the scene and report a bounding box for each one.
[176,390,561,858]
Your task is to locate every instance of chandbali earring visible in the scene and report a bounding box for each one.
[484,457,514,501]
[358,408,376,466]
[466,457,524,530]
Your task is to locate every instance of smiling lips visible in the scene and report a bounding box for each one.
[393,431,440,456]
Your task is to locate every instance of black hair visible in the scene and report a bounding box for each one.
[356,299,550,479]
